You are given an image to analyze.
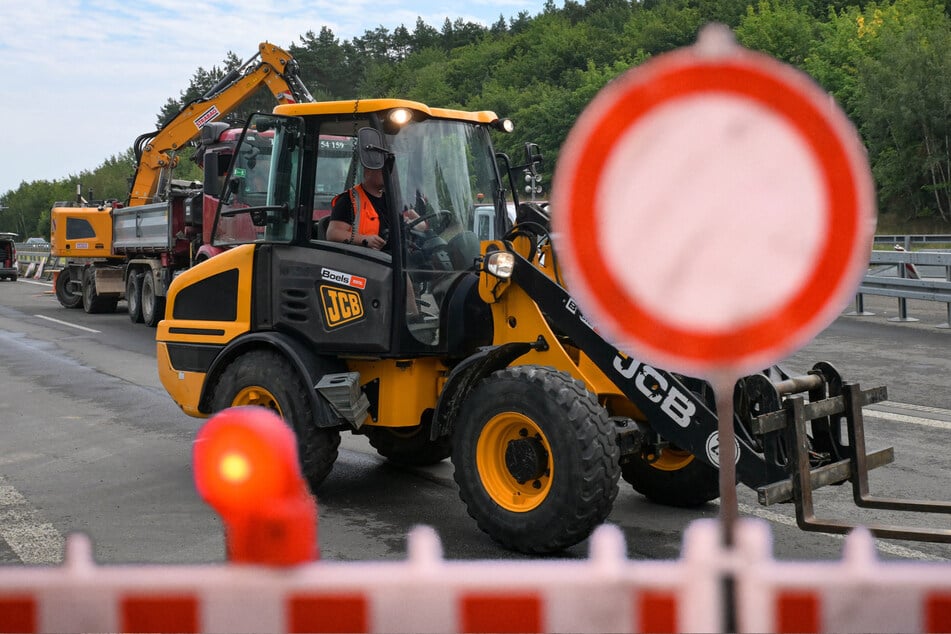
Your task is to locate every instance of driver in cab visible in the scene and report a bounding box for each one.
[327,129,425,250]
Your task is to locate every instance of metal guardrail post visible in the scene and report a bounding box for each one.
[846,293,874,316]
[888,245,919,323]
[941,264,951,329]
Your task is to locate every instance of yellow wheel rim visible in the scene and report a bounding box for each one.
[231,386,283,416]
[647,448,695,472]
[476,412,552,512]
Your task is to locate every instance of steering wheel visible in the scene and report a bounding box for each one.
[406,209,453,233]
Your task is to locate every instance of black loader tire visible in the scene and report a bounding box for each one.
[141,272,166,327]
[55,268,83,309]
[451,365,620,554]
[363,418,451,466]
[621,447,721,508]
[126,272,144,323]
[211,349,341,493]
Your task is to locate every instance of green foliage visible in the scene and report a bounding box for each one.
[735,1,822,65]
[4,0,950,237]
[849,0,951,222]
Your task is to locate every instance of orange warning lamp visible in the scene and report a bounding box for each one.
[193,406,317,565]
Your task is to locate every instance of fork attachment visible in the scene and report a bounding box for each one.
[753,379,951,543]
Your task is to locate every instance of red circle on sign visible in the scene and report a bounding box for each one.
[553,40,875,376]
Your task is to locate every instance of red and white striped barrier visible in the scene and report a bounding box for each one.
[735,521,951,633]
[2,520,951,633]
[0,524,708,633]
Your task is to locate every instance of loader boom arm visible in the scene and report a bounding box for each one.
[507,249,792,488]
[128,42,313,207]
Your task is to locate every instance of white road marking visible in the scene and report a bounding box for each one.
[729,501,949,562]
[0,480,65,564]
[865,408,951,430]
[712,499,949,562]
[33,314,100,333]
[884,402,951,416]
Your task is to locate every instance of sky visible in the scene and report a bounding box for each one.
[0,0,551,197]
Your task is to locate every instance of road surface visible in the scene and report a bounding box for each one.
[1,279,949,565]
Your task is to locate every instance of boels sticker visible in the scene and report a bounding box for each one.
[319,268,367,328]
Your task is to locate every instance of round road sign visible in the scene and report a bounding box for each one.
[552,26,876,377]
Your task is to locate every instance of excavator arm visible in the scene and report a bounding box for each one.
[128,42,313,207]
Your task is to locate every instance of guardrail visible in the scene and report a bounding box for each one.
[873,234,951,247]
[852,249,951,328]
[13,245,61,281]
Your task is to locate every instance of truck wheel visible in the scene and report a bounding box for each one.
[127,273,144,323]
[211,349,341,493]
[82,270,118,314]
[55,269,83,309]
[621,447,721,508]
[451,366,620,554]
[141,272,166,327]
[363,419,451,466]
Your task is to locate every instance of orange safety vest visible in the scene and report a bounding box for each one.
[332,184,380,237]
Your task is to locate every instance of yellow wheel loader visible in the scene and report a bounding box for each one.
[157,100,950,553]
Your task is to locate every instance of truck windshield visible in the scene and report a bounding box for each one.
[213,115,303,247]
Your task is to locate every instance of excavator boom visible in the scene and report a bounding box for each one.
[128,42,313,207]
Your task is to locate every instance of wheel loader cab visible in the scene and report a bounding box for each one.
[190,101,508,357]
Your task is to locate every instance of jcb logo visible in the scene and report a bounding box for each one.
[613,356,696,428]
[320,285,364,328]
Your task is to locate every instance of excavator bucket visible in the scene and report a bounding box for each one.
[752,380,951,543]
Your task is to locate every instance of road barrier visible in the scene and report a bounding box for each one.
[2,519,950,633]
[13,245,61,281]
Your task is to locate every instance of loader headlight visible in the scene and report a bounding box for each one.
[387,108,413,127]
[492,118,515,133]
[485,251,515,278]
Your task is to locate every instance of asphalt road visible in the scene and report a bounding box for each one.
[0,278,949,567]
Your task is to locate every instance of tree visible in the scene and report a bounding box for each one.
[851,0,951,222]
[735,1,822,67]
[291,28,355,99]
[412,18,440,50]
[623,2,704,55]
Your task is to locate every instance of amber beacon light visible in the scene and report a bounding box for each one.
[193,406,318,565]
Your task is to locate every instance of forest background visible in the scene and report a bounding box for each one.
[1,0,949,239]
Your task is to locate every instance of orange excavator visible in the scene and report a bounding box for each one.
[51,42,313,325]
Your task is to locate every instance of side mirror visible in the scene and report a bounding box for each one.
[357,127,392,169]
[524,142,544,174]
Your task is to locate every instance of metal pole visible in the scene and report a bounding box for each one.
[941,263,951,329]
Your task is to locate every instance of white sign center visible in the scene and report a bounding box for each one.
[598,93,825,332]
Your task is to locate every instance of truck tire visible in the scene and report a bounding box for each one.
[82,269,118,314]
[127,272,144,323]
[140,272,166,327]
[211,349,341,493]
[621,447,721,508]
[363,418,451,466]
[451,366,620,554]
[55,268,83,309]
